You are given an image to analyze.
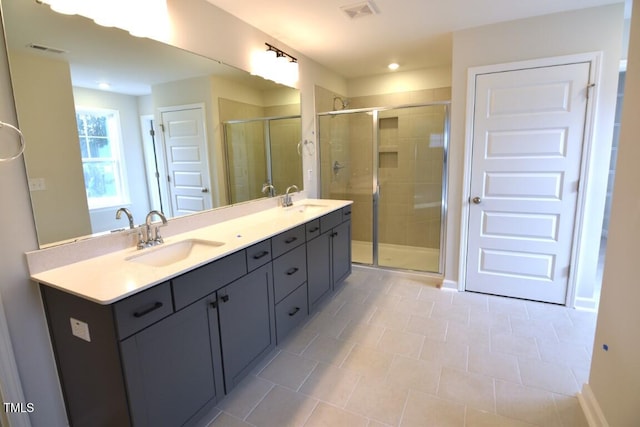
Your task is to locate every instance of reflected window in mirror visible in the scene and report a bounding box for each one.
[76,107,128,210]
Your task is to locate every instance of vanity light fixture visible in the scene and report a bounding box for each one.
[388,62,400,71]
[251,43,299,87]
[36,0,170,41]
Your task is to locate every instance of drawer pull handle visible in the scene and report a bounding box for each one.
[308,226,319,233]
[344,211,351,216]
[284,236,298,244]
[220,294,230,303]
[331,232,338,237]
[133,302,163,318]
[288,307,300,316]
[253,250,269,260]
[286,267,299,276]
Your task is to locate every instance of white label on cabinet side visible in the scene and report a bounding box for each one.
[70,318,91,342]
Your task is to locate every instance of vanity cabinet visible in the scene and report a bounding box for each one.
[307,206,352,311]
[120,297,222,427]
[39,203,352,427]
[217,264,275,391]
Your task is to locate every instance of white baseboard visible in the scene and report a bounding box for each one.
[442,279,458,290]
[578,383,609,427]
[574,296,599,311]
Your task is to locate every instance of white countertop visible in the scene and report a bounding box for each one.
[31,199,352,305]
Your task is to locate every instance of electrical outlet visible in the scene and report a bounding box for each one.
[70,318,91,342]
[28,178,46,191]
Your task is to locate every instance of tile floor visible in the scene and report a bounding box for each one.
[204,266,596,427]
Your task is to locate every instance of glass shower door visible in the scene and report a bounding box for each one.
[318,112,374,265]
[376,105,447,272]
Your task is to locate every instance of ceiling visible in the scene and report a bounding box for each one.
[205,0,628,78]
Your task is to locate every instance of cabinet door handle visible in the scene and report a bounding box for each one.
[133,302,163,318]
[344,211,351,216]
[210,300,218,309]
[252,250,269,260]
[288,307,300,316]
[284,236,297,244]
[220,294,230,303]
[331,232,338,237]
[285,267,299,276]
[308,226,319,233]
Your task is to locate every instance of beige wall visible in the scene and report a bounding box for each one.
[10,51,92,245]
[588,1,640,424]
[450,4,624,300]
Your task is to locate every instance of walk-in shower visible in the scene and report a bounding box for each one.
[318,103,449,274]
[223,115,302,204]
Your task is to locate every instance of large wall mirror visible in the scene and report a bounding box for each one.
[2,0,302,247]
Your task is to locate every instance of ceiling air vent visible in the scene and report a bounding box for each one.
[27,43,67,54]
[340,0,379,19]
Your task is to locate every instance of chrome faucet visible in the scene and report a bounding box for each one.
[115,207,135,229]
[282,185,299,207]
[138,210,168,249]
[262,182,276,197]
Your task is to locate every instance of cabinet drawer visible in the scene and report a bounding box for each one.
[246,239,272,272]
[172,251,247,310]
[305,219,320,241]
[275,283,308,343]
[272,244,307,303]
[271,225,305,258]
[114,282,173,339]
[320,210,342,233]
[342,205,352,222]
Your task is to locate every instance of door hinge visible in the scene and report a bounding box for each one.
[167,175,171,183]
[149,128,155,137]
[586,83,596,99]
[159,123,165,132]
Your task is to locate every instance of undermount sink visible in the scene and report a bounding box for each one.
[284,202,328,214]
[126,239,225,267]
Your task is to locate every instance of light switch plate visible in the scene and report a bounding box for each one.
[70,318,91,342]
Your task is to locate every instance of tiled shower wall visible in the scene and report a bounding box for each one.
[316,86,450,250]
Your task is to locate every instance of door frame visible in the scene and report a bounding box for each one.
[458,52,602,306]
[0,291,30,427]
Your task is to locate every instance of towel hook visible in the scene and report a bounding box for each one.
[0,121,26,162]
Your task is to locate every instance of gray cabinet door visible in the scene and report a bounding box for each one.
[306,231,331,310]
[120,298,219,427]
[217,264,275,392]
[332,220,352,286]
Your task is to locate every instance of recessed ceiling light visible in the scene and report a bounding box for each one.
[98,82,111,90]
[388,63,399,71]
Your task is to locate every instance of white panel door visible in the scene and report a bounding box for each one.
[161,107,212,217]
[466,62,590,303]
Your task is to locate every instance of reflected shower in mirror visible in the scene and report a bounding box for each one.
[221,96,302,204]
[3,0,301,247]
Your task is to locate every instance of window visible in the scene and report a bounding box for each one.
[76,108,128,209]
